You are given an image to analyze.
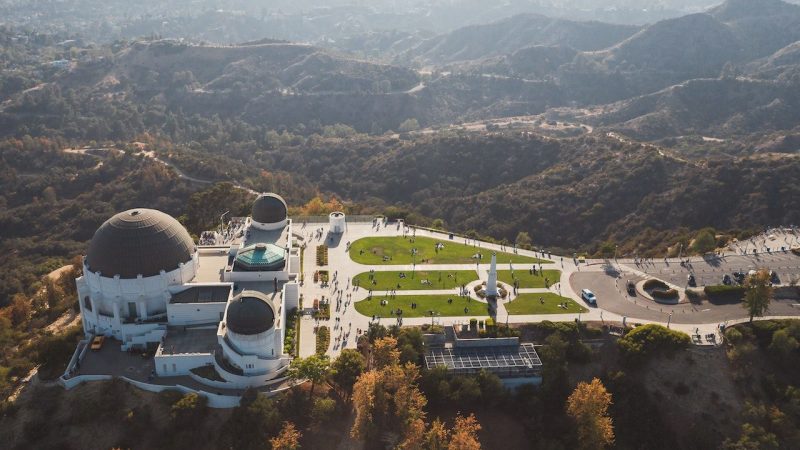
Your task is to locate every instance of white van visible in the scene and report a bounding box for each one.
[581,289,597,306]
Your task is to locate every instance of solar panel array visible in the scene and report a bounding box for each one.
[425,343,542,375]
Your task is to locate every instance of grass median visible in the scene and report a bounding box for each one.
[349,236,550,265]
[352,270,479,291]
[354,294,489,318]
[504,293,588,315]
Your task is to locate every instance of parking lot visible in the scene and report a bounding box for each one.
[620,251,800,289]
[570,262,800,325]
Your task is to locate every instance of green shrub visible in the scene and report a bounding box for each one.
[618,324,691,364]
[724,327,743,344]
[316,326,330,355]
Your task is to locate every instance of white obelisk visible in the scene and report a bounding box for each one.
[486,253,498,298]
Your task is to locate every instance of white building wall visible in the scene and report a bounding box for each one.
[283,283,300,311]
[329,212,346,233]
[167,302,226,326]
[224,269,290,282]
[154,353,214,376]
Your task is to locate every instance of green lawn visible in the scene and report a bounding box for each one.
[504,293,588,315]
[354,294,488,318]
[353,270,479,291]
[349,236,550,265]
[496,269,561,288]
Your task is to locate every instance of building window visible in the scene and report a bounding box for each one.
[83,296,92,312]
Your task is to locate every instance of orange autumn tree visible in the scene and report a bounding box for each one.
[449,413,482,450]
[270,421,301,450]
[352,337,427,445]
[566,378,615,450]
[295,195,345,216]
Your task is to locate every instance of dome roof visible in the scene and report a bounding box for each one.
[234,243,286,272]
[86,209,195,279]
[252,193,287,224]
[226,291,275,335]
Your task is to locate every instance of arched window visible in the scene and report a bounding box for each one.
[83,296,92,312]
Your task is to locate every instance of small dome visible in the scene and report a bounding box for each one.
[234,243,286,272]
[226,291,275,335]
[86,209,195,279]
[252,193,287,224]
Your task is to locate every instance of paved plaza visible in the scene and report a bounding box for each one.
[296,221,800,357]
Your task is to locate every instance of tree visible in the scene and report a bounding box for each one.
[691,229,717,254]
[449,413,482,450]
[515,231,532,249]
[270,421,301,450]
[288,354,330,400]
[399,118,420,133]
[218,394,282,450]
[540,332,570,406]
[617,324,691,364]
[331,349,366,396]
[311,397,336,425]
[566,378,614,450]
[425,418,450,450]
[371,336,401,369]
[744,269,772,322]
[351,363,427,443]
[598,240,616,259]
[170,393,207,428]
[768,328,799,360]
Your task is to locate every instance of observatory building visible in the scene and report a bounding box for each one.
[73,193,300,391]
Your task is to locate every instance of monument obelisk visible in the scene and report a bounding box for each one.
[485,253,498,298]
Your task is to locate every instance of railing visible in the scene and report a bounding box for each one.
[290,215,376,223]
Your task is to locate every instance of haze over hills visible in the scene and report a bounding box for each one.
[4,3,800,450]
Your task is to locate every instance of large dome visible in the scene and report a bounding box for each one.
[252,193,287,224]
[86,209,195,279]
[226,291,275,335]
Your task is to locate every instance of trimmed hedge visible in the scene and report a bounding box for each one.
[316,326,330,355]
[704,285,746,299]
[643,279,669,291]
[651,288,679,300]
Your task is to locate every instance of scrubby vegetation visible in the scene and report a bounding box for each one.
[617,324,691,364]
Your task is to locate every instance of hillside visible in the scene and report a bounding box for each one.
[238,132,800,255]
[397,14,639,65]
[573,77,800,140]
[710,0,800,59]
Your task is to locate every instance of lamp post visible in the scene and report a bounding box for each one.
[668,312,673,329]
[411,248,417,278]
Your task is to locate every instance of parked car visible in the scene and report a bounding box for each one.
[770,271,780,284]
[722,274,732,285]
[687,274,696,287]
[732,272,745,284]
[90,335,105,351]
[581,288,597,306]
[626,281,636,296]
